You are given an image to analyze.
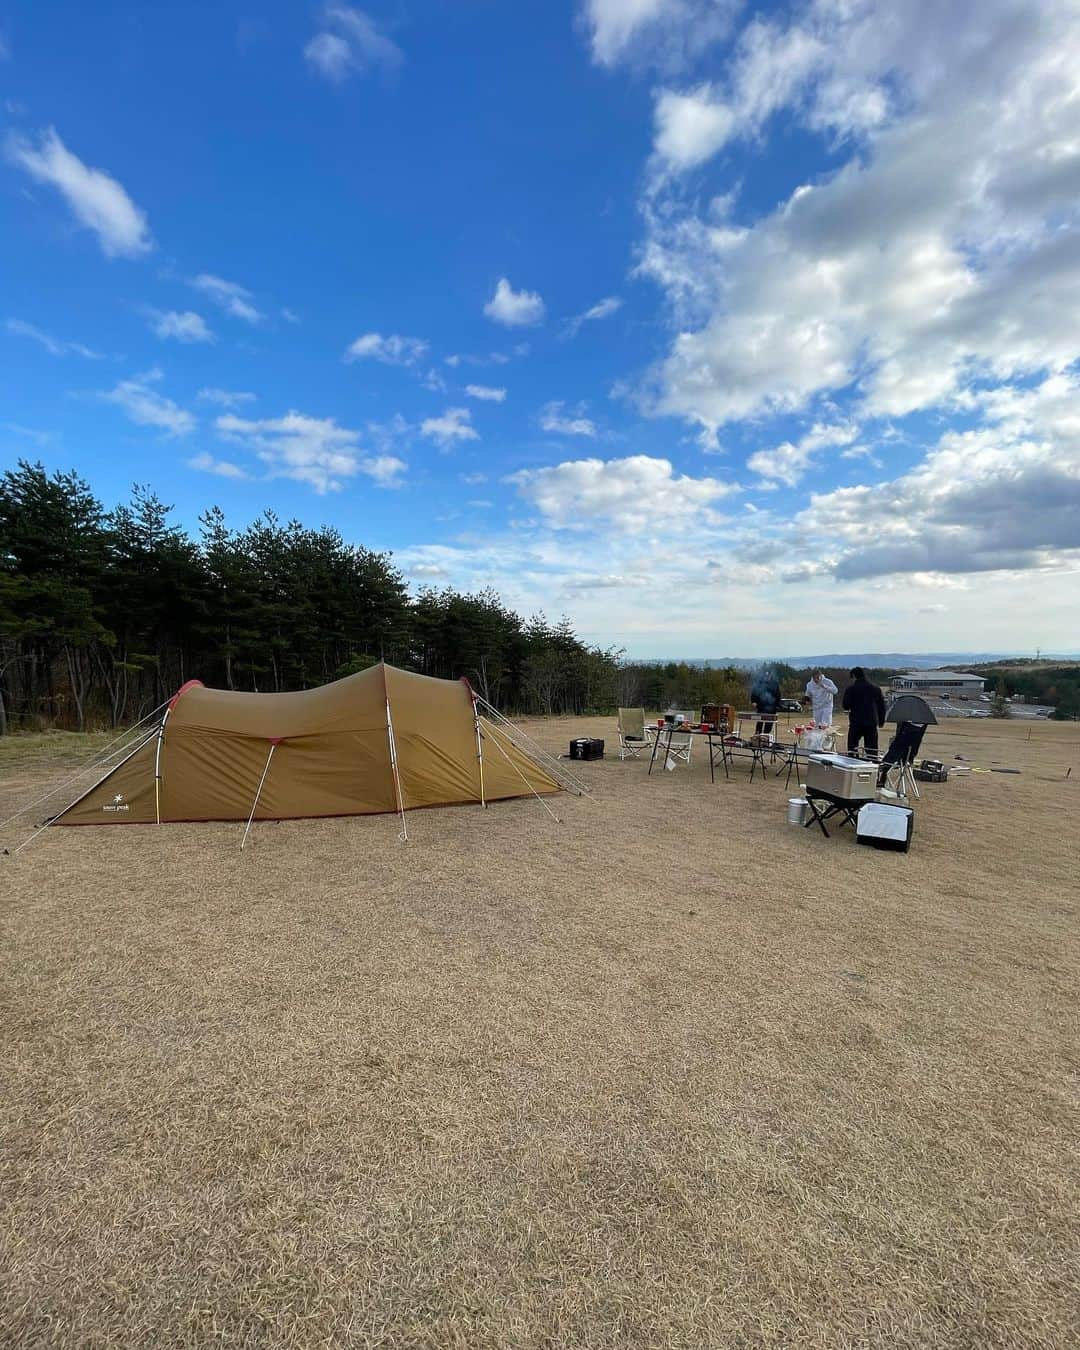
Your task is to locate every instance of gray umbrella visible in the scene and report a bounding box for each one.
[885,694,937,725]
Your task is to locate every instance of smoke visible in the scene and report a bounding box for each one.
[750,666,779,710]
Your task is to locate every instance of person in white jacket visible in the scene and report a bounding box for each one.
[805,670,838,726]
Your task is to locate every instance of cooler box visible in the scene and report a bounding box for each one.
[856,802,914,853]
[568,737,604,761]
[804,753,877,801]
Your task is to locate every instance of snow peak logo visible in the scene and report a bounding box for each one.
[103,793,130,814]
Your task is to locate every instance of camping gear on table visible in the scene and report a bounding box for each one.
[795,724,836,752]
[805,753,878,801]
[701,703,735,735]
[857,802,914,853]
[568,737,604,761]
[787,797,810,826]
[47,663,570,837]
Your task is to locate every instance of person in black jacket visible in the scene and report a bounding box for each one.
[842,667,886,754]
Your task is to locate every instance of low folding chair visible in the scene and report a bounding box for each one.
[804,788,863,838]
[617,707,650,761]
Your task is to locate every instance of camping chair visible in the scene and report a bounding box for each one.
[666,711,696,765]
[879,721,927,800]
[617,707,650,760]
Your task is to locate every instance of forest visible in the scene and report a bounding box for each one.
[2,462,926,736]
[0,461,622,733]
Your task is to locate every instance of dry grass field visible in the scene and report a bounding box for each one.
[1,715,1078,1349]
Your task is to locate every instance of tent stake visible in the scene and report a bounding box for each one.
[239,742,277,852]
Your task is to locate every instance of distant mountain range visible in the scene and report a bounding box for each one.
[634,653,1079,670]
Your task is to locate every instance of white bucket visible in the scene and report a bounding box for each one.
[787,797,810,826]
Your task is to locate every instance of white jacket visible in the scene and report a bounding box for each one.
[805,676,838,725]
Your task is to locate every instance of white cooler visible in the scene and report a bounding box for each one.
[856,802,914,853]
[804,753,878,801]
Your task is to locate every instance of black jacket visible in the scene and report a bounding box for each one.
[842,677,886,728]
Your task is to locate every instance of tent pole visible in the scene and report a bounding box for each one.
[480,721,561,824]
[385,699,408,842]
[239,742,277,852]
[474,710,487,808]
[153,706,172,826]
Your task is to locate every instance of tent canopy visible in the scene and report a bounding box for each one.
[54,662,560,826]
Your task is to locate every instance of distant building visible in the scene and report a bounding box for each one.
[890,670,986,698]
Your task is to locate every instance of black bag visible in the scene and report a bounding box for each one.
[568,737,604,761]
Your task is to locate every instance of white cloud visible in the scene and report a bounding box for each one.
[747,422,858,487]
[100,369,195,437]
[420,406,478,447]
[582,0,735,70]
[460,472,488,485]
[483,277,546,327]
[465,384,506,402]
[637,0,1080,445]
[197,387,256,407]
[361,454,407,487]
[5,317,102,359]
[510,454,737,531]
[281,307,301,324]
[653,88,736,171]
[564,295,623,337]
[149,309,214,344]
[651,23,825,173]
[792,373,1080,580]
[305,4,402,81]
[5,127,152,258]
[466,499,494,509]
[540,400,597,438]
[189,274,262,324]
[188,452,248,480]
[215,410,404,493]
[345,332,428,365]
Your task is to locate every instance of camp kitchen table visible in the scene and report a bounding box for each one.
[646,724,732,782]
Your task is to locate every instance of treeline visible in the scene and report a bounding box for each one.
[975,664,1080,720]
[0,461,620,733]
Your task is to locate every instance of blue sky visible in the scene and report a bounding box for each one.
[3,1,1079,656]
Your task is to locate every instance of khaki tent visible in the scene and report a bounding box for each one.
[53,663,561,829]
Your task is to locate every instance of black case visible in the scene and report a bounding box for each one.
[568,737,604,761]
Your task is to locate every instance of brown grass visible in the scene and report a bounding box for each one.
[1,715,1077,1348]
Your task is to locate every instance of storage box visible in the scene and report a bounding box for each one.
[805,753,878,801]
[856,802,914,852]
[568,737,604,761]
[914,759,948,783]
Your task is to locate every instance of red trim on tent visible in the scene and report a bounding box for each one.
[459,675,477,703]
[168,678,204,710]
